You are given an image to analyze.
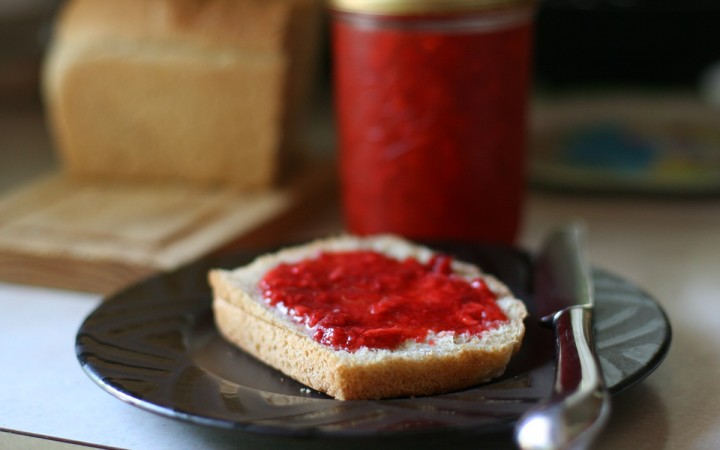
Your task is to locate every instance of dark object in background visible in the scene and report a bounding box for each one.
[534,0,720,87]
[0,1,62,104]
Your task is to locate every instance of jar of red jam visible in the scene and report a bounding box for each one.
[331,0,535,244]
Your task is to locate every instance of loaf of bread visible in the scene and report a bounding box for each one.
[43,0,322,188]
[208,234,527,400]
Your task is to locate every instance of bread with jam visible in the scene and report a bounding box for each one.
[208,234,527,400]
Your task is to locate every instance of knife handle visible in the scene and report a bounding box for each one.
[516,305,611,450]
[550,305,611,447]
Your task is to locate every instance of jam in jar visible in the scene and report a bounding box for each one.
[331,0,535,244]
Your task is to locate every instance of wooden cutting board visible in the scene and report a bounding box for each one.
[0,164,334,295]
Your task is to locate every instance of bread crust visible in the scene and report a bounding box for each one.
[54,0,297,53]
[209,235,527,400]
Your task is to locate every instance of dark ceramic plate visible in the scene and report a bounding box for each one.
[76,243,671,444]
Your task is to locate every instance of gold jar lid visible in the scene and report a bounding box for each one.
[330,0,534,14]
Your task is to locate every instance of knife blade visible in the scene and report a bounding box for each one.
[514,224,611,450]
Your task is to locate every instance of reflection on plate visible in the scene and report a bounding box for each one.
[76,243,671,443]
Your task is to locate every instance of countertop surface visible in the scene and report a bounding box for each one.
[2,103,720,449]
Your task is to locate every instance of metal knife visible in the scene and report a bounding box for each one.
[514,224,611,450]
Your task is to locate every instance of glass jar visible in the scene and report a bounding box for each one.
[331,0,535,244]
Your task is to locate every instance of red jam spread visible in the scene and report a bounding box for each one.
[259,250,508,352]
[333,11,533,244]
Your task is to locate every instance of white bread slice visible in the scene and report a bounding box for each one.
[208,234,527,400]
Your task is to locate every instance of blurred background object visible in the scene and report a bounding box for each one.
[0,0,62,193]
[0,0,332,293]
[531,93,720,194]
[42,0,324,188]
[4,1,720,117]
[0,0,61,105]
[534,0,720,88]
[3,0,720,196]
[530,0,720,195]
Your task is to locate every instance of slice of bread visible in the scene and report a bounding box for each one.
[208,234,527,400]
